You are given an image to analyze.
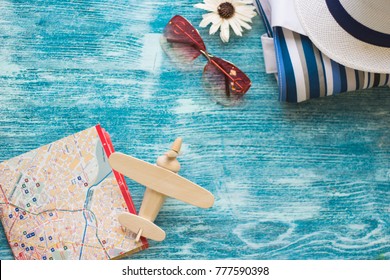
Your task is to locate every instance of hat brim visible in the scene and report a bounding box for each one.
[294,0,390,74]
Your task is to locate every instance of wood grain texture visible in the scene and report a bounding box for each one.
[0,0,389,260]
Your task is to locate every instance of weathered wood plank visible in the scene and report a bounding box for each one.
[0,0,389,260]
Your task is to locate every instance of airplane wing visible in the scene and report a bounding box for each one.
[109,152,214,209]
[118,213,166,241]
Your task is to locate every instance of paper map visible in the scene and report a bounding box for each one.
[0,125,147,259]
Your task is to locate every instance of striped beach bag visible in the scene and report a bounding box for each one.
[254,0,390,103]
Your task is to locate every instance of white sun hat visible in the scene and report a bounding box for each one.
[294,0,390,74]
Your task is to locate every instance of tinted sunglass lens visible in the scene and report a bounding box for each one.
[202,59,250,106]
[160,16,206,69]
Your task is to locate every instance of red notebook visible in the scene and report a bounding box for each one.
[0,125,148,259]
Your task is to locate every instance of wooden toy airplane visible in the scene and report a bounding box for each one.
[108,138,214,242]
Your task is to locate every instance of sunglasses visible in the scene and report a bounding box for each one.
[160,15,251,106]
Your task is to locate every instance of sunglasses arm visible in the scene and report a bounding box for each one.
[165,37,200,48]
[207,58,245,92]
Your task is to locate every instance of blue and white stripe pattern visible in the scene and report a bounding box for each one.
[254,0,390,103]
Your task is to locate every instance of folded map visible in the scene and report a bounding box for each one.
[0,125,147,259]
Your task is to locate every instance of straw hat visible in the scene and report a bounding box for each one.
[294,0,390,73]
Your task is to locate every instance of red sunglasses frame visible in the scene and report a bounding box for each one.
[161,15,251,98]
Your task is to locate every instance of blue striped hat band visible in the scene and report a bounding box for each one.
[326,0,390,48]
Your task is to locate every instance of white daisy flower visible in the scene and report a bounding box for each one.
[194,0,257,43]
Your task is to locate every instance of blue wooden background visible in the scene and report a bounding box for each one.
[0,0,389,260]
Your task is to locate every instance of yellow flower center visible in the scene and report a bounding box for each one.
[218,2,235,19]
